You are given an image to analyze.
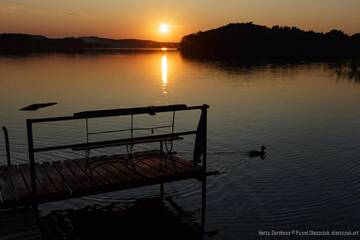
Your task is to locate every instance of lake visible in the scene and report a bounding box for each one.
[1,50,360,239]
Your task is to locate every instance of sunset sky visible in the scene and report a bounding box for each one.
[1,0,359,42]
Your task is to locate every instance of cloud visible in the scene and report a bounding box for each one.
[0,3,26,14]
[61,11,94,19]
[0,2,94,20]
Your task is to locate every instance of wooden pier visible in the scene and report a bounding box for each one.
[0,151,203,209]
[0,104,209,210]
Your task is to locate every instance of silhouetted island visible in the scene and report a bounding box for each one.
[0,34,178,54]
[180,23,360,61]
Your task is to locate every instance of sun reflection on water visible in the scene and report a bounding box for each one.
[161,54,168,94]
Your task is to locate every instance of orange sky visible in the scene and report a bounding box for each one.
[0,0,360,42]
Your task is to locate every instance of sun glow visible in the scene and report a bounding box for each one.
[160,24,169,34]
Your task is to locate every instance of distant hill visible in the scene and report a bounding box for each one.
[0,34,178,53]
[180,23,360,61]
[80,37,178,49]
[0,33,83,53]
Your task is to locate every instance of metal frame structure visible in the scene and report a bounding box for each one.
[26,104,209,205]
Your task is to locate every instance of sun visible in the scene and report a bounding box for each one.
[160,24,169,34]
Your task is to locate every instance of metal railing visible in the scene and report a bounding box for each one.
[2,126,11,166]
[26,104,209,204]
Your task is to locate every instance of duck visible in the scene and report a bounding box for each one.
[249,146,266,158]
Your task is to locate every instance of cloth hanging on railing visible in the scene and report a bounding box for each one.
[193,110,206,163]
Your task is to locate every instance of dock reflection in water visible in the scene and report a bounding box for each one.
[39,178,209,240]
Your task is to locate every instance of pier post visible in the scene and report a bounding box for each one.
[201,175,207,235]
[160,141,164,198]
[200,104,208,235]
[202,104,208,171]
[2,126,11,166]
[26,120,37,209]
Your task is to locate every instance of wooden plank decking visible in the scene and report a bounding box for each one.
[0,150,203,210]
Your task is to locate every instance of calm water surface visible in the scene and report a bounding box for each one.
[1,51,360,239]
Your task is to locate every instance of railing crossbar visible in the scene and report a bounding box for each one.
[33,131,198,153]
[28,104,208,124]
[88,125,173,135]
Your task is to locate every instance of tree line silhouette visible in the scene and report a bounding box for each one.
[0,34,178,54]
[0,34,84,53]
[180,22,360,61]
